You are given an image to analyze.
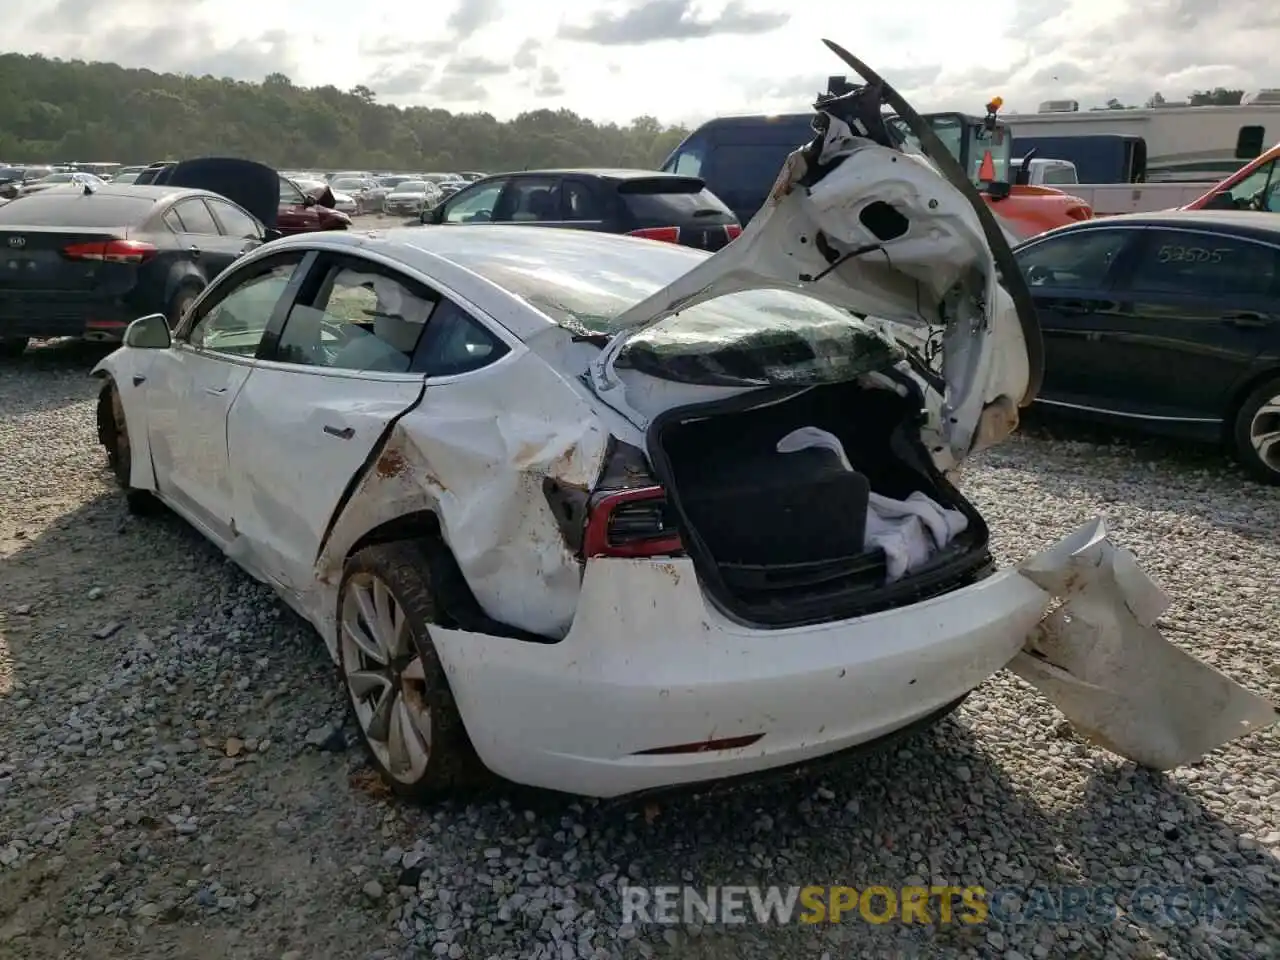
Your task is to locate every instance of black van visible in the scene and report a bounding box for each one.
[659,114,816,227]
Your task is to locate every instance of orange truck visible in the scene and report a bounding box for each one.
[901,97,1095,242]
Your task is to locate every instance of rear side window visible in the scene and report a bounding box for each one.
[207,198,262,240]
[619,179,734,226]
[1016,229,1133,289]
[1127,230,1279,299]
[173,198,219,235]
[0,194,156,227]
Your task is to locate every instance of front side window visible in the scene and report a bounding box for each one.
[441,180,504,223]
[275,263,436,372]
[1127,230,1278,299]
[279,176,305,206]
[666,138,706,177]
[1218,160,1277,212]
[1016,229,1133,289]
[187,257,302,356]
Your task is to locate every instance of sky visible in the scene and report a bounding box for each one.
[5,0,1276,126]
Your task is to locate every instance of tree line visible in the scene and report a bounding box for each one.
[1092,88,1247,110]
[0,53,691,172]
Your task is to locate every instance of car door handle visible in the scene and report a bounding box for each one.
[1223,312,1268,328]
[188,245,201,258]
[204,386,227,396]
[323,425,354,440]
[1054,300,1095,315]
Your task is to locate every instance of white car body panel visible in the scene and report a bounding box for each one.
[91,181,1276,799]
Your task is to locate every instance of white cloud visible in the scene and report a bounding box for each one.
[4,0,1275,124]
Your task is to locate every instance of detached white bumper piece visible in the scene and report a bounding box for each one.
[1009,518,1278,770]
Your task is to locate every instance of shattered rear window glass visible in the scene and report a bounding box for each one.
[445,230,904,386]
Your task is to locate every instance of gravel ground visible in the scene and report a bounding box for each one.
[0,339,1277,960]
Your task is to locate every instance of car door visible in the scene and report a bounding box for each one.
[169,197,241,277]
[224,253,432,594]
[558,177,610,232]
[491,176,562,225]
[205,197,266,262]
[1097,227,1278,420]
[1014,226,1142,405]
[144,250,311,541]
[277,176,318,233]
[434,178,508,224]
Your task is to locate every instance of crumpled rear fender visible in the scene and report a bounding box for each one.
[91,349,158,492]
[312,349,612,657]
[1012,518,1277,769]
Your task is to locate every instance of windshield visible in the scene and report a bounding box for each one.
[887,113,1013,185]
[394,181,429,193]
[379,176,411,187]
[332,178,365,190]
[445,229,903,386]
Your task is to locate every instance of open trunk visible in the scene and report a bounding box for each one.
[647,375,993,629]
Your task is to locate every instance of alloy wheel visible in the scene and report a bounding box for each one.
[1249,391,1280,475]
[340,572,433,783]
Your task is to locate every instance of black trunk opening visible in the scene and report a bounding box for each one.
[646,374,993,629]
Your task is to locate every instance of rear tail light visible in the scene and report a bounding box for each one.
[62,239,157,264]
[725,224,743,241]
[627,226,681,243]
[583,485,683,558]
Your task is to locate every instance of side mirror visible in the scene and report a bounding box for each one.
[123,313,172,349]
[264,227,283,241]
[302,195,316,208]
[986,180,1012,200]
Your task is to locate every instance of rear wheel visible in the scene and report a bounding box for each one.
[337,541,489,800]
[166,284,202,329]
[1233,375,1280,485]
[0,337,28,358]
[97,379,158,514]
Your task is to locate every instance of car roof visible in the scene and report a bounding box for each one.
[1033,209,1280,243]
[263,224,710,339]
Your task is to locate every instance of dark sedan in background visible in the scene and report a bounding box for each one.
[420,169,742,252]
[0,160,275,356]
[1015,210,1280,483]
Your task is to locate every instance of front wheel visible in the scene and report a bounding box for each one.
[96,380,159,514]
[337,541,488,800]
[1233,375,1280,485]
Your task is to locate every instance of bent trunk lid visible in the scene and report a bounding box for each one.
[587,47,1042,469]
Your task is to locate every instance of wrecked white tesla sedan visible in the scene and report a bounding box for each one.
[91,63,1276,800]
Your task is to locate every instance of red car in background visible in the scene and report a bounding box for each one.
[134,158,351,236]
[276,174,351,234]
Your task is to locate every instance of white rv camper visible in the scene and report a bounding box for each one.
[1002,92,1280,182]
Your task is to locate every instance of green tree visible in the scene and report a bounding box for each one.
[0,52,690,171]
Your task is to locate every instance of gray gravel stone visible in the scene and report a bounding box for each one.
[0,339,1276,960]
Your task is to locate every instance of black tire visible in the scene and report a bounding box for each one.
[1232,374,1280,485]
[96,380,159,515]
[337,541,489,800]
[0,337,28,358]
[166,283,202,329]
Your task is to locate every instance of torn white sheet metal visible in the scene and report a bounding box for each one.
[589,128,1030,472]
[312,347,612,651]
[1010,518,1278,769]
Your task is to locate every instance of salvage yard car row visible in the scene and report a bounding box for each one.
[83,77,1277,800]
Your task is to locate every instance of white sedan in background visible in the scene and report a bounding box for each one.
[91,91,1274,800]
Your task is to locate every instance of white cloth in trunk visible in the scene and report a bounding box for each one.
[775,426,969,582]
